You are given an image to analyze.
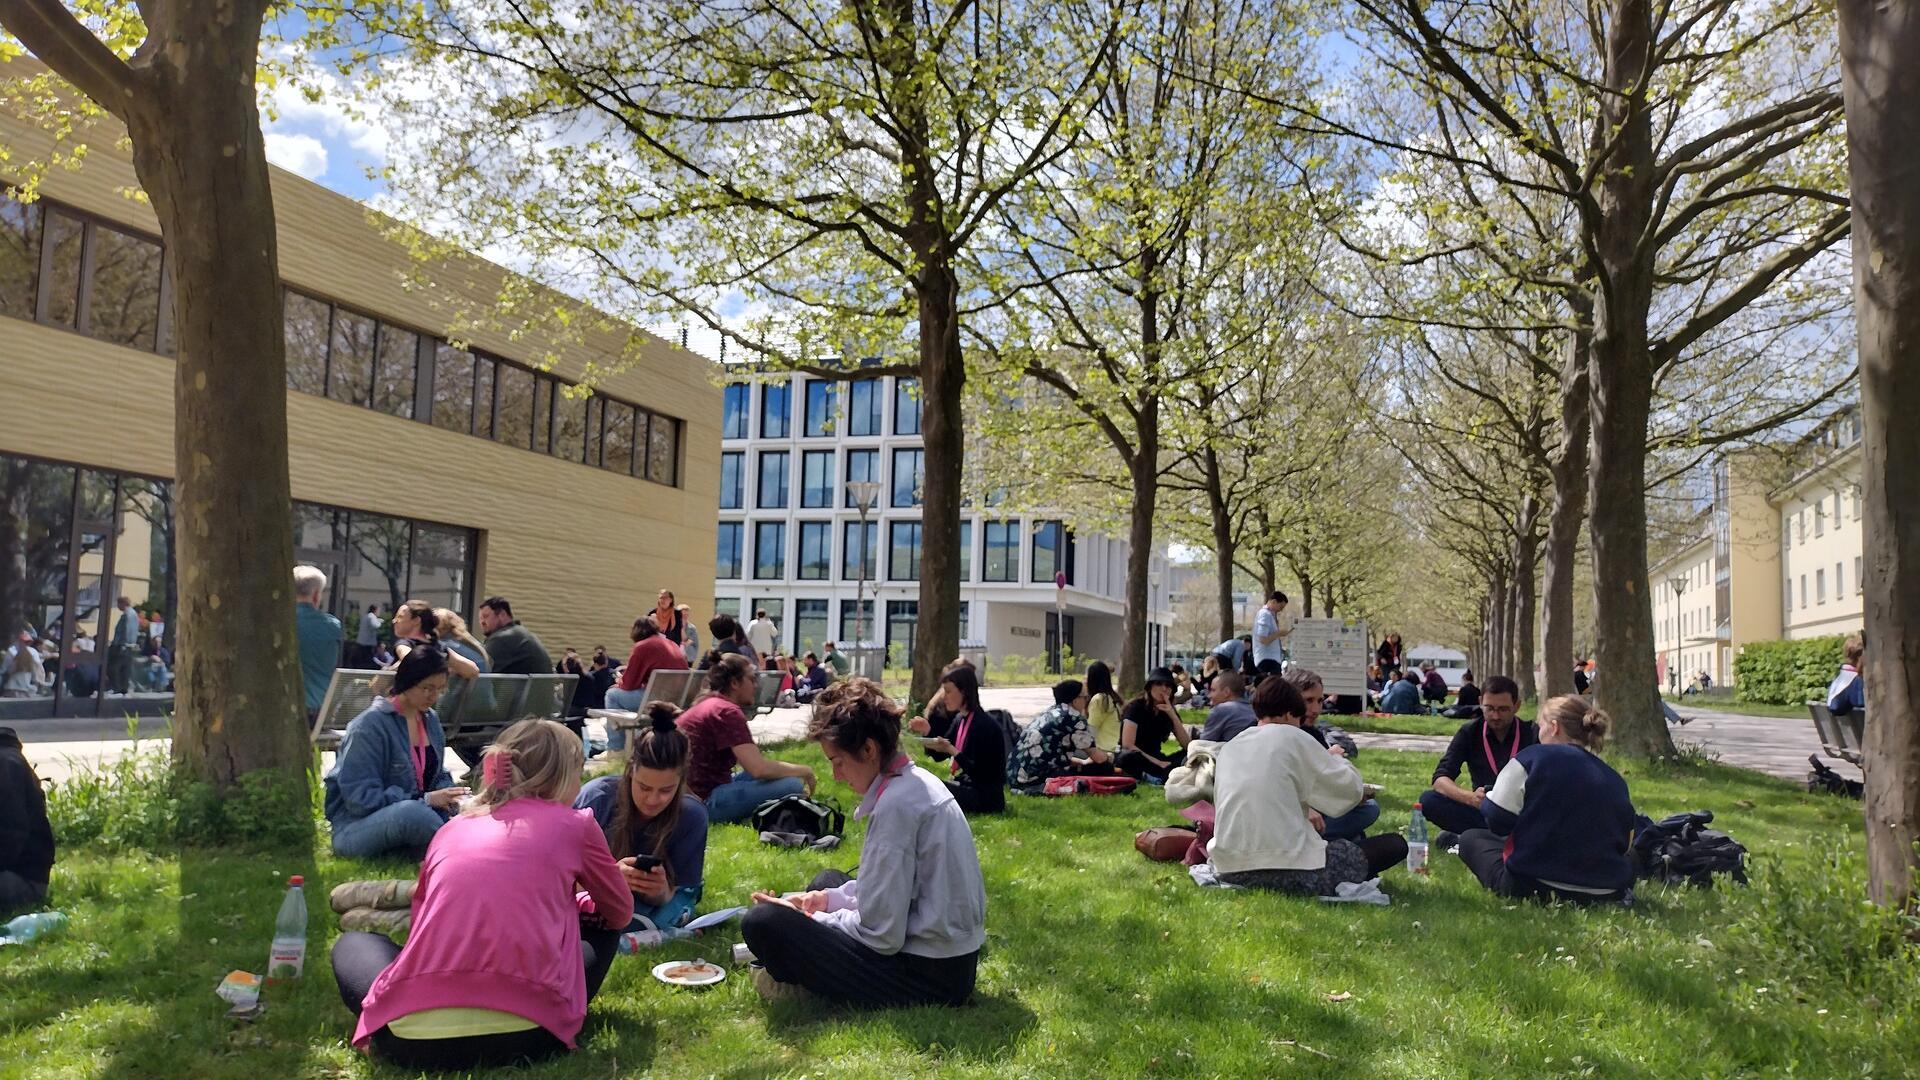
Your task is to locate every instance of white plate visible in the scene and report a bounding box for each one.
[652,960,726,987]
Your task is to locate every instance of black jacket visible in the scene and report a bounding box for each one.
[0,732,54,885]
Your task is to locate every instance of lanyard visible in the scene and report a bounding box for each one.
[949,710,974,777]
[408,714,430,791]
[869,752,911,805]
[1481,719,1519,779]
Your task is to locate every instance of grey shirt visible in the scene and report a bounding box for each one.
[1200,700,1258,743]
[357,611,381,647]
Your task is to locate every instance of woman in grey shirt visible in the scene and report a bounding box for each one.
[742,678,986,1008]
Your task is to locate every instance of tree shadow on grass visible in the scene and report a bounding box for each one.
[763,988,1038,1060]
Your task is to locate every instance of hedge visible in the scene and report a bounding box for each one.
[1733,635,1848,706]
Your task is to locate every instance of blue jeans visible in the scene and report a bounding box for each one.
[706,773,806,824]
[330,799,446,859]
[1321,798,1380,841]
[626,884,703,932]
[603,687,646,751]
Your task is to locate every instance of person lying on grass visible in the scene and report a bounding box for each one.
[1416,675,1538,847]
[332,718,632,1071]
[323,645,469,860]
[1452,694,1636,904]
[742,677,986,1008]
[574,701,708,930]
[908,662,1006,815]
[1209,675,1408,895]
[1284,667,1379,842]
[677,654,816,824]
[1009,679,1117,793]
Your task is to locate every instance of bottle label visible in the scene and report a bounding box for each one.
[1407,842,1429,875]
[268,939,306,980]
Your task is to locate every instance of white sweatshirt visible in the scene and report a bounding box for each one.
[1210,723,1365,874]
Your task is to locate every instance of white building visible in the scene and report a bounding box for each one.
[714,369,1172,669]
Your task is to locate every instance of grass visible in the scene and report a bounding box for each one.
[1180,708,1464,739]
[6,743,1919,1078]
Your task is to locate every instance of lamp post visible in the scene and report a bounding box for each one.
[848,480,881,676]
[1149,569,1163,668]
[1667,574,1689,691]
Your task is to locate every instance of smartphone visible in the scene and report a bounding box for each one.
[631,854,663,872]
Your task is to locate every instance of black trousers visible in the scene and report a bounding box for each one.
[740,869,978,1009]
[1417,788,1486,837]
[331,926,619,1070]
[1116,747,1187,782]
[1455,830,1628,904]
[943,779,1005,815]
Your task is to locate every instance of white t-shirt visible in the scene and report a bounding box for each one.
[746,618,779,658]
[1210,723,1364,874]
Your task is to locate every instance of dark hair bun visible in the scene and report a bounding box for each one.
[645,700,681,735]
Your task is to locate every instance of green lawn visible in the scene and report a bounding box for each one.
[5,744,1917,1078]
[1180,708,1464,738]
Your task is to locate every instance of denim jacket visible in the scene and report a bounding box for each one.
[323,697,454,825]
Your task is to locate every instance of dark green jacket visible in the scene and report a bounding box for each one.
[484,621,551,676]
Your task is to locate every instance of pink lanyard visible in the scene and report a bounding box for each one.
[870,753,911,803]
[948,710,974,777]
[1481,719,1519,779]
[407,715,429,791]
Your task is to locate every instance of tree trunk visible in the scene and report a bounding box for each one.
[1118,412,1158,696]
[1299,573,1314,618]
[1838,0,1920,906]
[909,261,964,709]
[1203,446,1237,644]
[1489,567,1510,681]
[1513,500,1541,702]
[117,7,308,785]
[1586,0,1675,757]
[1541,322,1592,698]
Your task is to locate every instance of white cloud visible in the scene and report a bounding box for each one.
[263,132,329,180]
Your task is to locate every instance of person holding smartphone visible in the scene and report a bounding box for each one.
[573,702,707,930]
[324,646,470,859]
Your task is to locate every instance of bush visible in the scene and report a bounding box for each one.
[1723,846,1920,999]
[47,730,319,853]
[1733,635,1847,705]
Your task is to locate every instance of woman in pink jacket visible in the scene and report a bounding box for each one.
[330,718,633,1070]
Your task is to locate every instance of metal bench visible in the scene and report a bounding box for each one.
[1808,701,1865,765]
[753,669,786,716]
[590,668,701,734]
[312,668,577,754]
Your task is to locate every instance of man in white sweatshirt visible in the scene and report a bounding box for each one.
[1210,677,1408,894]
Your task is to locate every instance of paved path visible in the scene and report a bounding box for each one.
[1664,702,1856,782]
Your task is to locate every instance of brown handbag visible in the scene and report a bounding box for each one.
[1135,825,1197,862]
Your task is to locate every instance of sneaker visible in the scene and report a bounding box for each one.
[752,964,812,1003]
[1434,830,1460,854]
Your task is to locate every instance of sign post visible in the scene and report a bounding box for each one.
[1288,618,1370,697]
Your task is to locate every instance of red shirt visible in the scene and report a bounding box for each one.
[678,695,753,799]
[618,634,689,692]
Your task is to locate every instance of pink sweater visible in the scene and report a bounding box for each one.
[352,798,633,1049]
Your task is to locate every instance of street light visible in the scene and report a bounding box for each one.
[1149,569,1163,668]
[848,480,881,676]
[1667,574,1689,691]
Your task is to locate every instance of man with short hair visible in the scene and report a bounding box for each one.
[107,596,140,694]
[1251,591,1293,674]
[476,596,551,675]
[1287,667,1377,840]
[822,641,850,679]
[351,603,382,668]
[710,614,758,667]
[1418,675,1538,845]
[293,565,343,715]
[1210,634,1254,679]
[1198,670,1256,743]
[745,608,780,660]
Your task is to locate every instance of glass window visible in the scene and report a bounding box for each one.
[1800,575,1807,608]
[373,325,418,419]
[845,449,879,508]
[839,599,875,647]
[720,452,745,510]
[472,357,496,439]
[1033,520,1065,583]
[723,383,750,439]
[0,198,38,317]
[713,595,743,619]
[716,522,743,579]
[804,380,837,437]
[761,381,791,438]
[848,379,882,436]
[842,520,877,581]
[889,521,921,581]
[891,448,923,508]
[894,377,921,435]
[959,520,972,582]
[754,521,787,579]
[1816,568,1826,603]
[495,364,536,450]
[1836,562,1844,599]
[798,521,831,580]
[532,376,554,453]
[984,521,1018,582]
[431,343,475,433]
[344,510,413,616]
[583,395,602,466]
[1815,504,1825,537]
[886,600,918,664]
[646,413,677,485]
[794,599,830,657]
[601,399,637,475]
[553,386,587,463]
[327,308,378,407]
[284,291,332,396]
[41,208,81,327]
[801,450,835,508]
[409,524,472,617]
[959,600,971,643]
[85,223,162,351]
[758,451,789,509]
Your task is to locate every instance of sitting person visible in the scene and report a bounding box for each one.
[1417,675,1538,845]
[0,727,54,912]
[1195,654,1222,706]
[1420,664,1450,705]
[1454,695,1634,904]
[389,600,481,681]
[1376,669,1425,714]
[1443,671,1481,718]
[1198,670,1255,743]
[911,664,1005,815]
[741,678,985,1008]
[1828,634,1865,716]
[795,652,832,704]
[1170,663,1196,706]
[332,718,632,1070]
[324,646,469,859]
[605,615,691,752]
[436,608,491,677]
[1009,679,1115,793]
[1083,661,1124,753]
[1116,668,1192,781]
[575,703,708,930]
[1210,676,1408,894]
[679,655,816,823]
[708,614,759,669]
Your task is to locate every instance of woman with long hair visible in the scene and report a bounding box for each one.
[679,654,817,823]
[651,589,685,646]
[390,599,480,680]
[915,664,1006,814]
[1083,661,1123,752]
[1116,668,1191,781]
[434,607,490,674]
[332,718,631,1070]
[574,702,708,929]
[324,645,468,858]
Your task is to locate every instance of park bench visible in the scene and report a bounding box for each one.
[1807,700,1865,765]
[311,668,578,755]
[588,667,702,735]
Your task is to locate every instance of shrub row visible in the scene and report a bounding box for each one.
[1733,635,1847,706]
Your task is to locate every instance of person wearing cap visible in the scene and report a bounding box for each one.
[1116,667,1192,782]
[0,727,54,912]
[1008,679,1114,793]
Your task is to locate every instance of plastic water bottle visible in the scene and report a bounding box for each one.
[617,926,696,953]
[0,911,68,945]
[267,876,308,980]
[1408,806,1430,875]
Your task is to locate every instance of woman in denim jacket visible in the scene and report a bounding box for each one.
[325,646,469,859]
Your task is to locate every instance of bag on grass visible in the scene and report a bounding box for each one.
[1632,810,1749,887]
[751,793,844,843]
[1135,825,1197,862]
[1805,755,1863,799]
[1043,775,1138,797]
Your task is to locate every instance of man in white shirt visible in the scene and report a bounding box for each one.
[746,608,780,660]
[1251,590,1293,674]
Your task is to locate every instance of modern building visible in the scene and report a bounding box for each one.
[714,370,1172,669]
[1648,406,1864,689]
[0,106,719,717]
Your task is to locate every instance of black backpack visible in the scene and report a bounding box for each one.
[751,793,845,841]
[1806,755,1863,799]
[1632,810,1749,887]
